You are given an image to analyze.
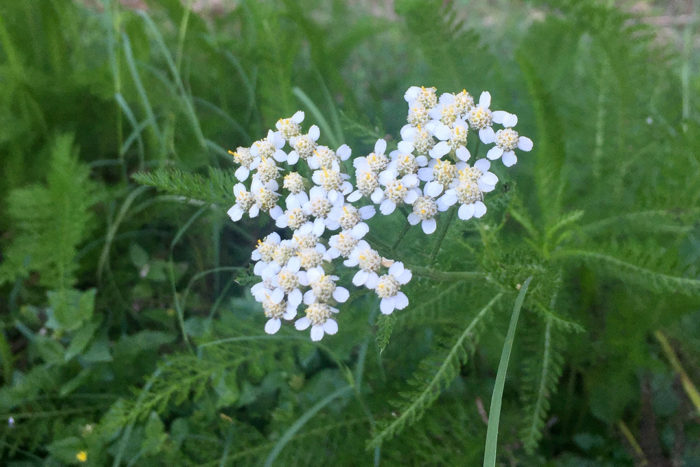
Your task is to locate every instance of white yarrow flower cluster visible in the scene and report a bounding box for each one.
[228,111,412,341]
[352,86,533,230]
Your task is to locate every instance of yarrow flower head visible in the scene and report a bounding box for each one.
[226,85,531,340]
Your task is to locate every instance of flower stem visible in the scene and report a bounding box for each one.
[409,265,485,282]
[429,207,456,263]
[390,220,411,254]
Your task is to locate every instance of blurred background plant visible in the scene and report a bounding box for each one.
[0,0,699,464]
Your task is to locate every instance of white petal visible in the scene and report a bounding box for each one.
[380,297,395,315]
[503,112,518,128]
[359,205,376,219]
[415,155,428,166]
[502,152,517,167]
[440,191,458,207]
[271,288,284,304]
[333,287,349,303]
[295,316,310,330]
[283,306,297,320]
[235,166,249,181]
[474,158,491,172]
[353,269,369,286]
[352,222,369,238]
[404,189,419,204]
[370,189,384,204]
[422,218,437,234]
[309,125,320,141]
[479,127,495,144]
[458,204,475,220]
[313,218,325,236]
[265,318,281,334]
[227,205,243,221]
[347,190,362,202]
[310,325,325,341]
[397,269,412,285]
[389,261,404,277]
[287,256,301,272]
[323,319,338,335]
[456,146,471,161]
[398,141,414,153]
[288,288,302,306]
[249,205,260,218]
[374,138,387,155]
[518,136,533,151]
[474,201,487,218]
[379,169,397,185]
[481,172,498,186]
[432,122,451,140]
[394,292,409,310]
[380,199,396,215]
[400,124,416,141]
[273,149,287,162]
[487,146,503,160]
[425,181,443,197]
[365,273,379,289]
[337,144,351,160]
[303,290,316,305]
[417,167,433,182]
[479,91,491,108]
[407,212,420,225]
[430,141,450,158]
[492,110,508,125]
[292,110,305,123]
[287,151,299,165]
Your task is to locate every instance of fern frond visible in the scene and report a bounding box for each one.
[132,167,236,207]
[555,249,700,296]
[0,134,96,288]
[519,317,565,453]
[367,293,502,448]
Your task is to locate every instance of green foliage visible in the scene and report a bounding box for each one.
[0,134,96,289]
[1,0,700,465]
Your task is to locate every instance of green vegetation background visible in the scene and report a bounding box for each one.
[1,0,699,464]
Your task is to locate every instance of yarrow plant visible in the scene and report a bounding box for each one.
[227,87,532,340]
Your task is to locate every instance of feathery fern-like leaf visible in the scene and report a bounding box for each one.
[367,293,502,448]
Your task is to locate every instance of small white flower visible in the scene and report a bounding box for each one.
[328,203,375,231]
[375,262,412,314]
[276,195,310,231]
[250,177,282,218]
[311,167,353,203]
[308,144,351,170]
[373,172,420,215]
[288,125,320,165]
[327,223,369,259]
[400,124,435,156]
[251,129,286,162]
[302,269,350,305]
[303,186,343,235]
[427,119,470,161]
[345,240,381,288]
[487,111,533,167]
[441,159,497,220]
[467,91,496,144]
[407,186,449,234]
[404,85,438,109]
[227,183,256,221]
[417,159,465,197]
[295,302,339,341]
[276,110,304,140]
[428,92,460,127]
[231,146,258,182]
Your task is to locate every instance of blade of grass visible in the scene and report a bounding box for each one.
[483,276,532,467]
[121,32,164,160]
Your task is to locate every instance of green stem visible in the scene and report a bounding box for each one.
[390,220,411,254]
[429,207,456,263]
[409,265,485,282]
